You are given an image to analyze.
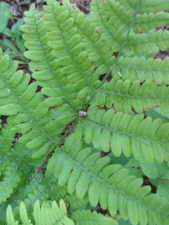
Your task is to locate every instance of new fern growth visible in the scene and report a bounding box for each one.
[0,0,169,224]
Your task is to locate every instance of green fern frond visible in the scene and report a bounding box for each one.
[123,29,169,56]
[132,12,169,33]
[71,9,114,68]
[104,0,169,34]
[91,0,169,56]
[112,56,169,84]
[94,78,169,113]
[0,160,21,203]
[0,46,69,159]
[77,105,169,163]
[21,2,96,111]
[47,134,169,225]
[6,199,74,225]
[21,4,75,111]
[0,124,15,155]
[7,198,117,225]
[91,0,121,51]
[11,172,51,221]
[20,0,118,113]
[119,0,169,14]
[71,209,118,225]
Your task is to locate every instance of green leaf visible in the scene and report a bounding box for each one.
[3,28,13,37]
[12,18,24,33]
[0,104,23,115]
[6,205,16,224]
[140,157,158,179]
[3,39,19,54]
[74,120,83,142]
[16,39,26,53]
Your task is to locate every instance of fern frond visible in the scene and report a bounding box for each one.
[0,46,69,159]
[94,78,169,113]
[66,1,117,85]
[44,170,89,215]
[36,199,74,224]
[91,0,140,52]
[21,2,96,111]
[91,0,169,55]
[0,124,15,155]
[47,134,169,225]
[12,172,51,221]
[105,0,169,33]
[112,56,169,84]
[72,9,114,67]
[21,0,122,115]
[71,209,118,225]
[132,12,169,33]
[123,29,169,56]
[6,199,74,225]
[91,0,122,52]
[21,4,77,112]
[0,160,21,203]
[119,0,169,14]
[75,106,169,163]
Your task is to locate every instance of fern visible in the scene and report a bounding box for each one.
[6,199,74,225]
[6,199,117,225]
[0,0,169,224]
